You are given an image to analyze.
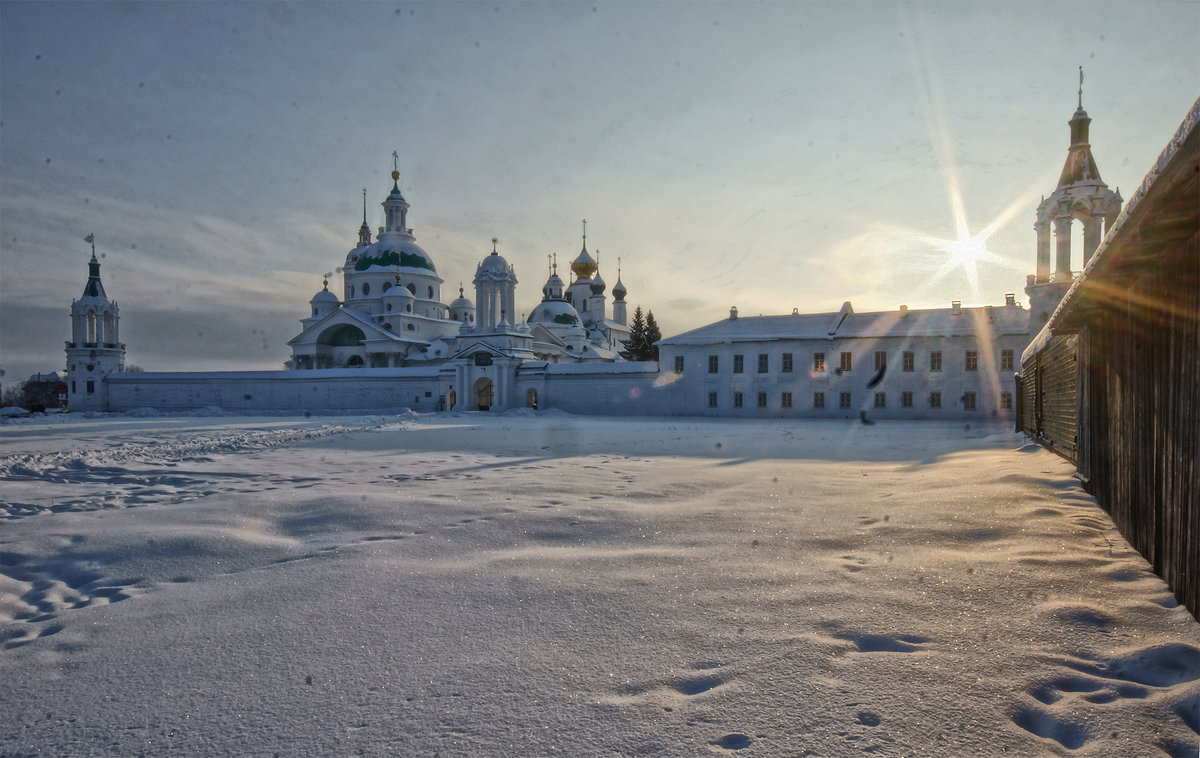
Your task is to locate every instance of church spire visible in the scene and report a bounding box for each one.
[380,154,412,238]
[357,187,372,246]
[1059,68,1102,187]
[81,234,106,299]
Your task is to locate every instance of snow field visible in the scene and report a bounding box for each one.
[1,413,1197,756]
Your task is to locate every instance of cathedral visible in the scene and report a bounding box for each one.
[286,165,631,371]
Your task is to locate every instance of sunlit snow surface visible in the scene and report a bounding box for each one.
[2,411,1197,757]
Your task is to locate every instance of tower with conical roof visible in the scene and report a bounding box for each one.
[66,235,125,411]
[1026,69,1123,333]
[611,259,628,326]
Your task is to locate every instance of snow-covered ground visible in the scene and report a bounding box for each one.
[1,411,1197,757]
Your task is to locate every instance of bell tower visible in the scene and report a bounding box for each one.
[66,235,125,411]
[1026,69,1123,334]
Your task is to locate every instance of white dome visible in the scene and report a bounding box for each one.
[347,239,437,274]
[310,289,339,304]
[450,294,474,309]
[529,299,584,331]
[477,252,512,278]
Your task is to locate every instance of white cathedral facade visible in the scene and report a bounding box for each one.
[287,168,630,373]
[65,91,1121,419]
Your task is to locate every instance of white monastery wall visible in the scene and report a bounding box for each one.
[105,369,450,413]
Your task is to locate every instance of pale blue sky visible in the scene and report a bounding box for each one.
[2,1,1197,380]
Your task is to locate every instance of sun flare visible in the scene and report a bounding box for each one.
[946,234,988,265]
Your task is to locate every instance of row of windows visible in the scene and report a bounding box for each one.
[350,282,436,299]
[690,349,1015,375]
[707,390,1014,410]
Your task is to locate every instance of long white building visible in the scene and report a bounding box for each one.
[657,298,1027,420]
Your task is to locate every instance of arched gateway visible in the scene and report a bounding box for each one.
[474,378,494,411]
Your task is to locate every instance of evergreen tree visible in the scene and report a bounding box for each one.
[644,310,662,362]
[620,306,660,362]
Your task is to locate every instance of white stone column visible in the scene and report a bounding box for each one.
[1035,220,1051,283]
[1054,216,1073,280]
[1083,215,1103,263]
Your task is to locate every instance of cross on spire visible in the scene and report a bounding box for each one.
[492,237,499,253]
[581,218,587,246]
[392,150,399,172]
[1078,65,1084,109]
[361,187,367,224]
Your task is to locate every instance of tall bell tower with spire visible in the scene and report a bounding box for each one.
[66,235,125,411]
[1026,68,1123,334]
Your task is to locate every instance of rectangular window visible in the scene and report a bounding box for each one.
[813,352,826,373]
[839,391,852,409]
[929,391,942,409]
[840,352,852,372]
[733,392,744,408]
[708,392,718,408]
[903,351,914,372]
[86,380,95,394]
[781,353,793,373]
[733,355,744,374]
[966,350,978,371]
[674,355,685,374]
[71,381,77,394]
[708,355,719,373]
[757,354,769,373]
[874,392,886,408]
[874,351,887,371]
[1001,392,1013,410]
[757,392,767,408]
[781,392,793,408]
[1001,349,1014,371]
[930,351,942,372]
[964,391,977,410]
[901,391,913,408]
[813,391,825,408]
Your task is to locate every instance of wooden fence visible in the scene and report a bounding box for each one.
[1018,100,1199,618]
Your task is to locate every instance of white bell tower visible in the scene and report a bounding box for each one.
[66,236,125,411]
[1026,69,1123,334]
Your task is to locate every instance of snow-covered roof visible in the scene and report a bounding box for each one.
[662,302,1027,346]
[106,366,444,381]
[541,361,658,376]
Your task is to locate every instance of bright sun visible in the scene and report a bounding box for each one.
[946,234,988,265]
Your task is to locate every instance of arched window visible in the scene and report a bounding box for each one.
[427,286,434,298]
[386,303,392,312]
[406,304,412,312]
[382,281,391,292]
[406,283,416,295]
[350,285,355,298]
[362,282,370,296]
[406,323,415,331]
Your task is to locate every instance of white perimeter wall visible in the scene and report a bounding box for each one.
[105,369,451,413]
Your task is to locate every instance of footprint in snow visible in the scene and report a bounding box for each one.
[1015,643,1200,750]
